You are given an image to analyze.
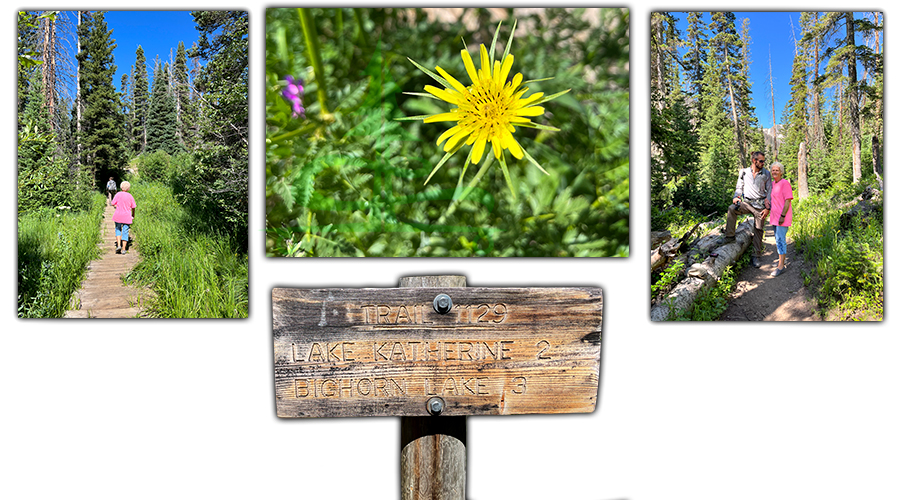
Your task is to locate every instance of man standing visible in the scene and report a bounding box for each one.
[106,177,117,204]
[723,151,772,268]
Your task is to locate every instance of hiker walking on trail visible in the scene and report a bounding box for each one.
[723,151,772,268]
[768,163,793,277]
[111,181,137,255]
[106,177,117,204]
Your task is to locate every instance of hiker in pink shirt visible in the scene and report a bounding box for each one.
[768,163,793,277]
[111,181,137,254]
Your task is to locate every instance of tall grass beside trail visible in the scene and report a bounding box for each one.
[791,186,883,320]
[18,193,106,318]
[125,182,248,318]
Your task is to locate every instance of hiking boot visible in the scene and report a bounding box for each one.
[115,246,121,254]
[122,250,128,255]
[750,255,761,268]
[771,267,784,277]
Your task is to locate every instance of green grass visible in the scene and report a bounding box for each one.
[124,182,248,318]
[791,186,883,320]
[18,193,106,318]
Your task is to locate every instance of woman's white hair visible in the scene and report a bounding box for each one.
[121,181,131,191]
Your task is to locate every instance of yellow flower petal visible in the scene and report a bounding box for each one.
[436,66,468,94]
[471,135,487,164]
[514,92,544,109]
[515,106,545,117]
[437,125,462,146]
[499,54,514,84]
[444,127,471,151]
[479,44,490,79]
[511,73,523,90]
[461,49,479,84]
[501,128,524,159]
[424,85,459,105]
[424,112,460,123]
[491,137,502,159]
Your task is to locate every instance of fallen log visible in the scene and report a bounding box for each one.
[651,231,672,250]
[650,219,708,273]
[650,220,754,321]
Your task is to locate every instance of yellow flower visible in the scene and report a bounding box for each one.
[404,20,570,193]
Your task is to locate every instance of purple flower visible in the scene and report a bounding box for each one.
[282,75,305,118]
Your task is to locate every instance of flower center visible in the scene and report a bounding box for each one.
[462,80,508,136]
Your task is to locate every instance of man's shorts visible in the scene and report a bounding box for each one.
[115,222,131,241]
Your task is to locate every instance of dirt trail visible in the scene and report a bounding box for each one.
[720,226,820,321]
[65,203,152,318]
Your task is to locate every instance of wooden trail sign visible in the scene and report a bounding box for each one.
[273,286,602,418]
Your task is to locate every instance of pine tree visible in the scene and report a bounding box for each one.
[17,11,43,119]
[187,10,249,249]
[76,10,126,186]
[685,12,707,115]
[173,41,195,149]
[696,44,738,213]
[132,45,149,154]
[146,58,178,154]
[781,39,809,189]
[18,76,73,213]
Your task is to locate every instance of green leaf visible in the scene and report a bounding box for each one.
[425,142,465,185]
[501,19,518,68]
[530,88,571,107]
[521,148,550,176]
[407,57,452,89]
[498,153,516,199]
[489,20,502,63]
[516,122,561,133]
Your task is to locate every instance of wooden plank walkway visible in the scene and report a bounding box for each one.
[65,202,152,318]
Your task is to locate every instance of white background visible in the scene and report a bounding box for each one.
[3,2,897,499]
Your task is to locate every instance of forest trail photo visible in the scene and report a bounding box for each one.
[17,11,248,318]
[65,202,152,318]
[650,11,883,321]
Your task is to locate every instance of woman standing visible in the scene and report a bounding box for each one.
[111,181,137,255]
[769,163,793,277]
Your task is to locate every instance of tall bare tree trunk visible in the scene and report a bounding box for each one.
[812,15,823,151]
[872,136,882,190]
[768,49,777,160]
[798,141,809,199]
[41,14,57,126]
[726,70,748,170]
[845,12,862,183]
[76,11,83,168]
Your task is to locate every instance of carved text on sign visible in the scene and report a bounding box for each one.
[358,303,509,325]
[273,287,602,417]
[293,339,532,363]
[290,375,529,399]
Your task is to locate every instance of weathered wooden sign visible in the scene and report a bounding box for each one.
[273,286,602,418]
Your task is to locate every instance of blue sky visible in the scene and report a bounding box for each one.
[103,11,200,90]
[52,10,201,97]
[669,11,802,129]
[669,11,879,129]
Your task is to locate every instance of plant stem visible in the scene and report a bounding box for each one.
[353,8,368,48]
[436,158,492,226]
[298,8,330,116]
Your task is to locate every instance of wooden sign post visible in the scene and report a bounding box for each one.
[273,276,603,499]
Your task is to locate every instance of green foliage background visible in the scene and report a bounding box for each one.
[266,8,629,257]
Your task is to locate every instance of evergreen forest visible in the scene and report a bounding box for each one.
[266,8,630,257]
[650,12,883,320]
[17,11,248,318]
